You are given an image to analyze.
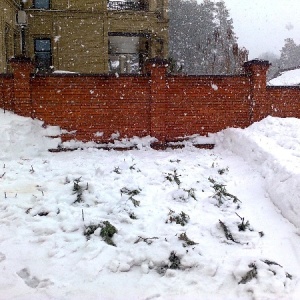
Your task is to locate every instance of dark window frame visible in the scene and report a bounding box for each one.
[33,0,51,9]
[34,38,52,72]
[108,32,150,74]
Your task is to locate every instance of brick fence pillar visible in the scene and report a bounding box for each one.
[244,59,271,123]
[145,57,168,142]
[10,56,34,117]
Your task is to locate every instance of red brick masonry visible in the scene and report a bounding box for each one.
[1,57,300,143]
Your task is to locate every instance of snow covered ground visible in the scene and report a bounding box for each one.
[1,109,300,300]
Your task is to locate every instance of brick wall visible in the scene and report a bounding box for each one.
[1,57,300,144]
[267,86,300,118]
[0,74,14,112]
[31,74,151,141]
[165,75,251,140]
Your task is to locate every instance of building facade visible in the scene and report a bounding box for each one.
[0,0,22,73]
[0,0,168,73]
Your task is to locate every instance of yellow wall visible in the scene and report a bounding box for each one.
[0,0,21,73]
[0,0,168,73]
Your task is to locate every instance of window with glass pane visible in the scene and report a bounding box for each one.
[33,0,50,9]
[34,39,52,72]
[108,34,149,74]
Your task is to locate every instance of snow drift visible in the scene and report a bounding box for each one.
[0,110,61,160]
[216,116,300,228]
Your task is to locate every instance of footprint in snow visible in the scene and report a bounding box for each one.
[0,252,6,262]
[17,268,53,288]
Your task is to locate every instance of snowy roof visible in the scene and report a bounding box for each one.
[268,67,300,86]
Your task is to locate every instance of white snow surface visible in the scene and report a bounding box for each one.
[268,68,300,86]
[1,109,300,299]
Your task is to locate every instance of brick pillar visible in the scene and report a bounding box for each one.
[244,59,271,123]
[10,57,34,117]
[145,57,168,143]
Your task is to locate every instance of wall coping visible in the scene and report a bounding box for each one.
[168,74,249,79]
[244,59,271,67]
[31,73,149,78]
[9,56,33,64]
[145,57,169,66]
[267,85,300,90]
[0,74,13,78]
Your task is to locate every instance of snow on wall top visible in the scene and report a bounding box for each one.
[268,68,300,86]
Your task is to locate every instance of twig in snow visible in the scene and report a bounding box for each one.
[219,220,239,243]
[134,236,159,245]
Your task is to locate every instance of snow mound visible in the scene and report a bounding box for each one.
[268,68,300,86]
[0,109,61,160]
[216,116,300,228]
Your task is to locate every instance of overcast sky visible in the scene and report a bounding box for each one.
[27,1,299,61]
[215,0,300,59]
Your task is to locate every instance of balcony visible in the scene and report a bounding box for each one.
[107,1,148,11]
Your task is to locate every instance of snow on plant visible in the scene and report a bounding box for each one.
[217,214,264,245]
[165,169,181,187]
[72,177,89,204]
[84,221,118,246]
[233,257,294,296]
[178,232,198,247]
[120,187,141,207]
[166,209,190,226]
[209,177,241,207]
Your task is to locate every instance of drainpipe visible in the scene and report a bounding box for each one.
[17,3,28,56]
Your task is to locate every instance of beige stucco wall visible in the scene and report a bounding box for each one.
[0,0,21,73]
[22,0,168,73]
[24,11,107,73]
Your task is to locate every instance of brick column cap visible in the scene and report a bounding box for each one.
[243,59,271,68]
[9,56,33,64]
[145,57,169,67]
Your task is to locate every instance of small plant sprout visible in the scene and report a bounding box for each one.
[120,187,141,207]
[218,167,229,175]
[209,178,241,207]
[178,232,198,247]
[129,164,141,172]
[128,211,137,219]
[100,221,118,246]
[239,263,257,284]
[169,251,181,269]
[235,213,251,231]
[113,167,121,174]
[184,188,196,200]
[165,169,181,187]
[84,221,118,246]
[166,210,190,226]
[73,177,85,203]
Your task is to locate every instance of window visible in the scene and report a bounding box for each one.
[33,0,50,9]
[107,0,148,11]
[108,33,149,74]
[34,38,52,72]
